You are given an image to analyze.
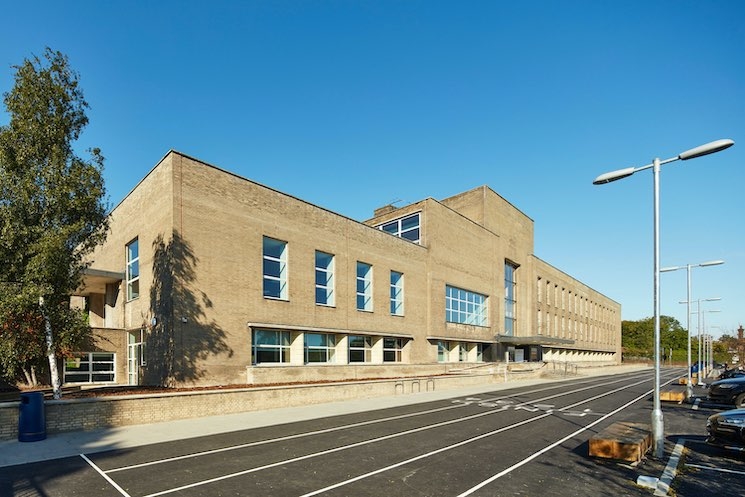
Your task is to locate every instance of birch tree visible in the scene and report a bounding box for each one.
[0,48,108,398]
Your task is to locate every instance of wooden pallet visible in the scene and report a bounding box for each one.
[589,422,652,462]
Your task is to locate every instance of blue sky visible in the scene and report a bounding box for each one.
[2,1,743,337]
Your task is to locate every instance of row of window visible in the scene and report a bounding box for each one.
[263,236,405,315]
[62,339,489,385]
[251,330,404,365]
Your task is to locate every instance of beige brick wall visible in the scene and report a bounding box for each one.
[78,151,621,388]
[0,372,507,441]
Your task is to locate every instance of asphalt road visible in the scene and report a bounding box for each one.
[2,368,744,497]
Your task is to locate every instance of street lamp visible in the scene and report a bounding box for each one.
[593,138,734,458]
[661,260,724,398]
[699,308,721,381]
[682,298,721,384]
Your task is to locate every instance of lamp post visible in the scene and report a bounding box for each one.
[593,138,734,458]
[700,309,721,380]
[683,298,721,384]
[661,260,724,398]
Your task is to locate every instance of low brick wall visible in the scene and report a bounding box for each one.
[0,372,511,441]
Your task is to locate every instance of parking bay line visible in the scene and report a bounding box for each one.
[301,378,654,497]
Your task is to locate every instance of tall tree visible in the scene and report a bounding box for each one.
[0,48,108,398]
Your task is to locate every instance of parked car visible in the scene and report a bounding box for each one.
[707,408,745,449]
[718,367,745,380]
[708,376,745,407]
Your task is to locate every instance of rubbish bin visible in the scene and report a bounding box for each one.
[18,391,46,442]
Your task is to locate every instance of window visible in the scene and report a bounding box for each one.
[305,333,335,363]
[445,285,487,326]
[348,335,372,363]
[64,353,115,384]
[383,337,403,362]
[504,262,518,336]
[356,262,373,311]
[379,213,420,244]
[390,271,404,316]
[263,237,288,300]
[126,239,139,301]
[458,342,468,362]
[437,340,449,362]
[315,251,334,306]
[252,330,290,364]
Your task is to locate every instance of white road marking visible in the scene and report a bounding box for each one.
[81,454,132,497]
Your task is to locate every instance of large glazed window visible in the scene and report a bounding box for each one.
[315,251,335,306]
[252,330,290,364]
[126,238,140,301]
[445,285,487,326]
[356,262,373,311]
[379,213,420,244]
[263,237,288,300]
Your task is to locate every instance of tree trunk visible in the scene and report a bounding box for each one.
[39,297,62,399]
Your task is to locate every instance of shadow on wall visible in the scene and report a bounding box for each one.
[145,231,233,387]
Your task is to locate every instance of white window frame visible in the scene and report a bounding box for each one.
[315,251,335,306]
[504,262,518,336]
[445,285,488,326]
[126,238,140,301]
[64,352,116,384]
[348,335,372,363]
[263,236,288,300]
[356,261,373,312]
[383,337,403,362]
[305,333,336,364]
[390,270,404,316]
[252,329,291,364]
[378,212,421,244]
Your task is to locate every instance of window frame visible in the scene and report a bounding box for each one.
[305,333,336,364]
[356,261,373,312]
[378,212,421,244]
[252,329,291,365]
[63,352,116,384]
[263,236,288,300]
[390,270,404,316]
[504,262,518,336]
[445,285,488,326]
[126,238,140,301]
[315,251,335,307]
[383,337,403,362]
[348,335,372,363]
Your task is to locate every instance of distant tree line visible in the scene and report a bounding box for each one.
[622,315,732,365]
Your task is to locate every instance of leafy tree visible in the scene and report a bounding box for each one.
[622,315,687,361]
[0,48,108,398]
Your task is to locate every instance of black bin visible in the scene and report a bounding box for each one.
[18,391,46,442]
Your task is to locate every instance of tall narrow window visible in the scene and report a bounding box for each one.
[263,237,288,300]
[315,251,334,306]
[390,271,404,316]
[504,262,518,336]
[356,262,373,311]
[126,239,140,301]
[437,340,449,362]
[445,285,487,326]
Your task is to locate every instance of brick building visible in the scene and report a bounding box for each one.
[70,151,621,387]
